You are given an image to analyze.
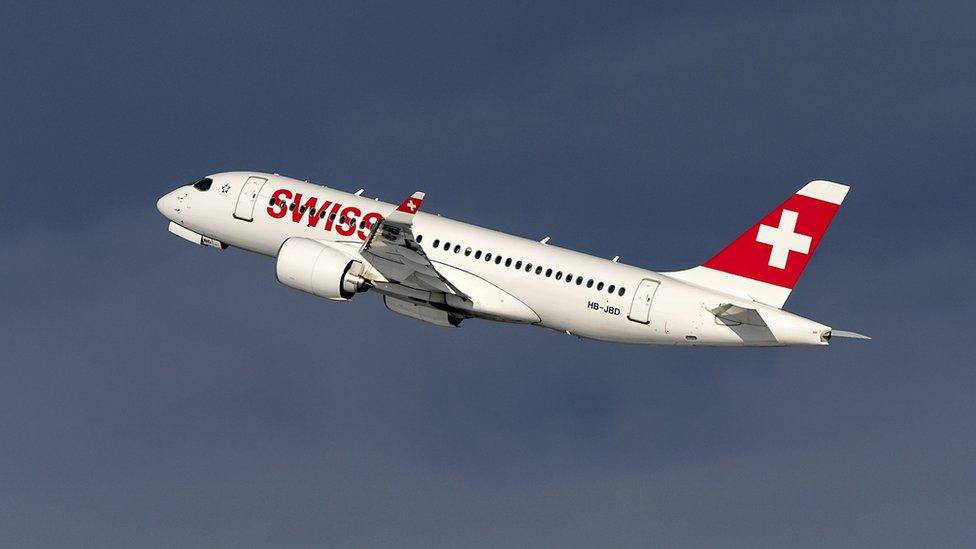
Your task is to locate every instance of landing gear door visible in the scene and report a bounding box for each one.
[233,176,268,221]
[627,279,660,324]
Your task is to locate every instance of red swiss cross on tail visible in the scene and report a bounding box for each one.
[755,209,811,269]
[665,180,850,309]
[702,180,848,290]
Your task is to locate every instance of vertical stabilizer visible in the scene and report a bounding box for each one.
[664,180,849,308]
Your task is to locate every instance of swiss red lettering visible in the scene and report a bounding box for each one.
[324,202,342,231]
[267,188,291,218]
[336,206,361,237]
[307,200,332,228]
[267,189,384,243]
[291,193,319,223]
[358,211,384,240]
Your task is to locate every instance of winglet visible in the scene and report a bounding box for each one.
[385,191,425,225]
[395,192,425,215]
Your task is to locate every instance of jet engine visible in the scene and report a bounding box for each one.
[276,238,367,301]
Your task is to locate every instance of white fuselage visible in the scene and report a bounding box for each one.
[157,172,831,346]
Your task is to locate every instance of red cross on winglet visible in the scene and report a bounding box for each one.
[395,191,425,215]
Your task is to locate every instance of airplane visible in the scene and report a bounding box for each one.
[156,172,869,346]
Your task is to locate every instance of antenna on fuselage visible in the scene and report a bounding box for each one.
[355,189,365,196]
[611,256,619,262]
[540,236,550,245]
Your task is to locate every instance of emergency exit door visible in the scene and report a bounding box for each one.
[627,279,661,324]
[233,176,268,221]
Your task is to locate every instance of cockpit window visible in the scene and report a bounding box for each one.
[191,178,213,191]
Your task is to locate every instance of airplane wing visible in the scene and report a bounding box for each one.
[360,192,470,299]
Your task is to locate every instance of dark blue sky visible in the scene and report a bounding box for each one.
[2,1,974,546]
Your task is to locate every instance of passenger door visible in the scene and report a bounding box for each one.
[233,176,268,221]
[627,279,661,324]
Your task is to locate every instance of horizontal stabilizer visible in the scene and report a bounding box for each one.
[829,329,871,340]
[708,303,767,327]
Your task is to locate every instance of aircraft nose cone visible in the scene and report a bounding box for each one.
[156,191,177,219]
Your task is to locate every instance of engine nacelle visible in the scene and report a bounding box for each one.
[276,238,366,301]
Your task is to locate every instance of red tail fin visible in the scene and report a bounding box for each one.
[703,180,848,289]
[666,180,849,308]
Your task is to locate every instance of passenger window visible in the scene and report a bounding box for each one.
[586,279,593,288]
[289,203,296,211]
[576,276,583,285]
[268,198,275,206]
[566,273,573,283]
[535,266,542,275]
[494,256,502,265]
[465,247,472,256]
[433,239,440,248]
[485,253,492,261]
[444,242,451,250]
[618,287,626,296]
[526,263,533,272]
[302,206,309,214]
[515,261,522,269]
[475,250,482,259]
[556,271,563,280]
[320,210,327,219]
[597,282,604,290]
[416,235,423,243]
[330,213,337,220]
[608,284,615,294]
[545,268,552,277]
[454,245,461,253]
